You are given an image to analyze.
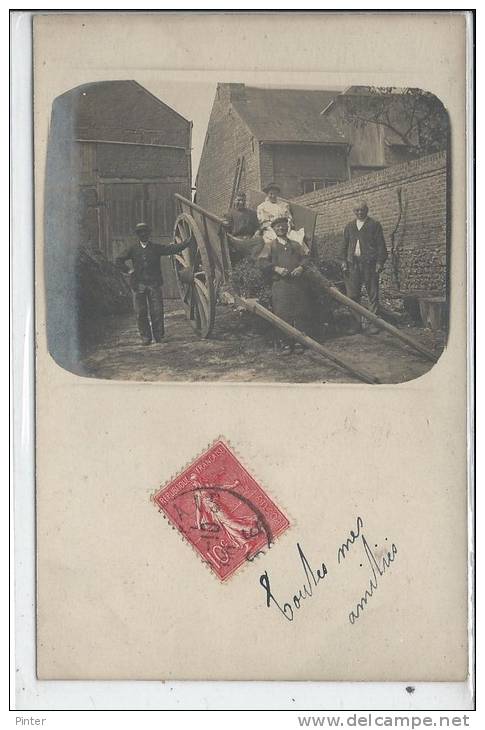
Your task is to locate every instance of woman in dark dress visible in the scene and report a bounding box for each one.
[258,216,313,353]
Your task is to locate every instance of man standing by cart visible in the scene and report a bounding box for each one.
[340,200,388,335]
[116,222,190,345]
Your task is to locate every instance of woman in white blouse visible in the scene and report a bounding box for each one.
[257,182,308,252]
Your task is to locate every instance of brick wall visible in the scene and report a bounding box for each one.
[293,151,448,294]
[196,86,261,216]
[259,145,274,190]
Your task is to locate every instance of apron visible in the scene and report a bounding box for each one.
[268,239,313,333]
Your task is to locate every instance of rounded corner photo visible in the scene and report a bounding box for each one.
[44,82,449,384]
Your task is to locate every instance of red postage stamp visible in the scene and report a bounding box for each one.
[152,439,290,581]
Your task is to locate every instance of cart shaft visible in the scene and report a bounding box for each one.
[233,295,380,385]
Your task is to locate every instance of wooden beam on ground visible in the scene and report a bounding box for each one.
[233,295,380,385]
[302,266,438,364]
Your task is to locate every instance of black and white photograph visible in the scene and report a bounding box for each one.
[45,78,450,384]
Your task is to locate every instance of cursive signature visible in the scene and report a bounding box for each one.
[337,515,363,564]
[258,516,397,625]
[337,516,398,624]
[259,543,328,622]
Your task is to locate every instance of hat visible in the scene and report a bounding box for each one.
[135,221,150,232]
[263,182,281,194]
[270,216,289,228]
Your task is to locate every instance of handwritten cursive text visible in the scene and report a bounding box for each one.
[259,543,328,622]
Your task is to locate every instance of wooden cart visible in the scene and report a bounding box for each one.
[171,193,437,384]
[171,192,317,339]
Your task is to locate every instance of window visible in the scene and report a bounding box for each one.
[302,178,341,194]
[301,179,324,194]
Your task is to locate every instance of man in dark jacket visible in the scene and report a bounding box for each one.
[222,192,259,239]
[222,192,263,262]
[340,200,388,334]
[116,222,190,345]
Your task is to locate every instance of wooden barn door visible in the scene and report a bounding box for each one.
[98,180,184,298]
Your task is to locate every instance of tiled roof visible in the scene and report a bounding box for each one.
[53,80,190,146]
[227,85,347,145]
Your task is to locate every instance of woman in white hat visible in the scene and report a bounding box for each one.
[257,183,293,241]
[257,182,308,253]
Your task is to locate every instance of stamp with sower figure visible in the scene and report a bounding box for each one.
[152,439,290,581]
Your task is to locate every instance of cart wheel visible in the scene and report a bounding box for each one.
[172,213,216,338]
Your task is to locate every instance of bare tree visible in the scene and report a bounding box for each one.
[336,87,449,156]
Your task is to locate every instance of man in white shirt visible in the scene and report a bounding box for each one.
[340,200,388,334]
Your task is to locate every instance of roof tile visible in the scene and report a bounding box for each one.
[228,85,346,145]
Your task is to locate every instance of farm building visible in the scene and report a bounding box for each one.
[321,86,448,177]
[195,83,445,214]
[45,80,192,371]
[49,79,192,264]
[195,83,351,215]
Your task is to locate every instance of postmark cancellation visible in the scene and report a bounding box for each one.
[152,439,290,581]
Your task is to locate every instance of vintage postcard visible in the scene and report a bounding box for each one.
[33,12,469,682]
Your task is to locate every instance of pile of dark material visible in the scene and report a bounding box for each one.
[77,246,132,316]
[229,258,272,307]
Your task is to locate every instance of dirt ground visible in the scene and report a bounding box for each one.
[79,300,446,384]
